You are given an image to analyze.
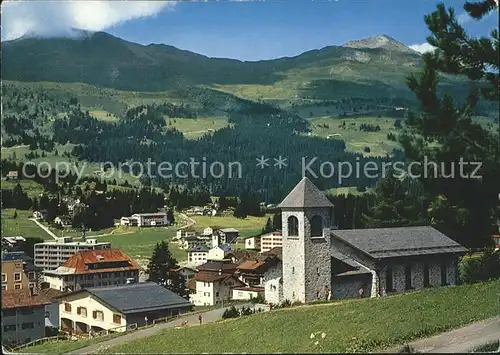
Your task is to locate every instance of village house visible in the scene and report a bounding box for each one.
[235,254,280,287]
[42,249,140,292]
[171,266,197,282]
[39,288,64,329]
[187,246,210,267]
[225,250,260,265]
[34,237,111,271]
[6,170,18,181]
[260,231,283,253]
[175,228,196,241]
[182,236,210,251]
[54,216,72,228]
[2,236,26,253]
[261,248,283,305]
[2,251,41,293]
[188,261,244,306]
[272,177,467,304]
[207,244,232,261]
[2,289,50,346]
[244,235,261,250]
[232,286,265,301]
[119,213,170,227]
[54,282,192,335]
[211,228,239,248]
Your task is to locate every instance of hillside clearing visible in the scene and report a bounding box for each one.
[102,280,500,354]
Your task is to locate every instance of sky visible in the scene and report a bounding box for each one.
[2,0,498,61]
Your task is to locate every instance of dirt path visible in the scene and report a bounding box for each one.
[384,316,500,353]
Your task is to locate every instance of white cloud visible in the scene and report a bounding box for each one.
[408,42,436,54]
[1,1,176,41]
[457,12,472,25]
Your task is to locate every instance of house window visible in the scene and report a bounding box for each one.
[113,314,121,324]
[316,267,320,276]
[15,284,22,290]
[21,322,34,330]
[1,274,6,282]
[404,265,412,290]
[1,285,6,291]
[64,303,72,313]
[215,292,219,297]
[292,267,295,274]
[14,273,21,282]
[93,310,104,321]
[386,266,393,292]
[3,325,16,332]
[287,216,299,237]
[423,264,430,287]
[310,215,323,237]
[77,307,87,317]
[28,272,36,281]
[440,263,447,286]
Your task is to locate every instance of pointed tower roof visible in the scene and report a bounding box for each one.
[278,177,334,208]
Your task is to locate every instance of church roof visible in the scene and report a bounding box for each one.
[331,226,467,259]
[278,177,334,208]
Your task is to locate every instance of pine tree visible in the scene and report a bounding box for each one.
[265,217,273,233]
[272,210,282,231]
[401,0,499,247]
[167,208,175,225]
[147,241,188,298]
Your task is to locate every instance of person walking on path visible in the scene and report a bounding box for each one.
[198,314,203,325]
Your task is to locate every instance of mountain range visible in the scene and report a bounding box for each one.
[3,32,425,94]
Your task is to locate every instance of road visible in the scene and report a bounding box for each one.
[384,316,500,353]
[29,218,58,239]
[69,303,254,354]
[178,213,196,230]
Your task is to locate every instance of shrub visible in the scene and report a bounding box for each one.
[280,299,292,308]
[459,249,500,284]
[222,306,239,319]
[250,293,265,304]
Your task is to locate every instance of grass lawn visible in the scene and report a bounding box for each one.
[102,280,500,354]
[17,333,121,354]
[97,227,186,264]
[308,116,402,156]
[166,117,230,140]
[324,186,374,196]
[88,109,119,122]
[0,179,45,198]
[1,209,54,240]
[191,214,271,238]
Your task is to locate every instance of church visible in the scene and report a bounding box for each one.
[263,177,467,304]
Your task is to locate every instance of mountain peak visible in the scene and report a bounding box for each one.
[343,34,418,54]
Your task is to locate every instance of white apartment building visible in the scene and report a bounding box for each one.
[132,213,169,227]
[34,237,111,271]
[187,246,209,267]
[260,232,283,253]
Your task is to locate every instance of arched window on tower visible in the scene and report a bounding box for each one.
[288,216,299,237]
[310,215,323,237]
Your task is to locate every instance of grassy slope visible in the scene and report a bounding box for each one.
[309,116,401,156]
[1,208,54,240]
[102,280,500,354]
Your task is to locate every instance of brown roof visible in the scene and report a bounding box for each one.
[236,259,267,271]
[194,271,232,282]
[39,288,65,300]
[197,260,238,272]
[233,286,265,292]
[261,247,282,260]
[227,250,259,262]
[2,290,51,309]
[60,248,140,274]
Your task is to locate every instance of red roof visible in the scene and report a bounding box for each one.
[61,248,140,274]
[2,290,51,309]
